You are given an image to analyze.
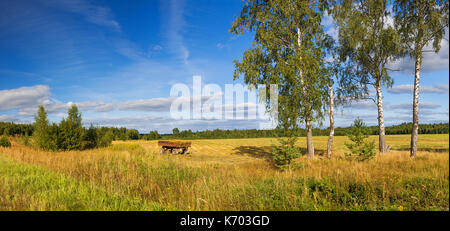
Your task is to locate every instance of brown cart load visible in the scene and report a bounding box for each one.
[158,141,191,154]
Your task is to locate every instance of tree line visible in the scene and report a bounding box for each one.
[162,123,448,140]
[1,120,447,143]
[0,104,162,150]
[32,105,115,151]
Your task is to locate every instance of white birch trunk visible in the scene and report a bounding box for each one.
[327,86,334,159]
[411,55,421,158]
[306,118,314,159]
[376,79,387,153]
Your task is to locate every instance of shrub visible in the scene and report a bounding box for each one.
[126,129,140,140]
[271,137,300,170]
[0,135,11,147]
[98,130,114,148]
[144,131,160,140]
[82,125,98,150]
[344,118,376,161]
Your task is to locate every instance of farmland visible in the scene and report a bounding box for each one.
[0,134,448,211]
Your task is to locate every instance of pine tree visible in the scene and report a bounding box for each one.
[33,105,51,150]
[59,104,84,151]
[47,123,60,151]
[344,118,376,161]
[271,136,300,170]
[83,124,98,149]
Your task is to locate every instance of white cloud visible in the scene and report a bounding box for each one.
[153,45,163,51]
[116,97,178,112]
[85,115,272,133]
[40,0,121,31]
[115,94,222,112]
[94,103,115,113]
[113,38,146,61]
[16,100,106,117]
[388,84,449,94]
[390,102,441,110]
[0,85,51,111]
[388,29,449,73]
[329,111,380,128]
[344,100,377,110]
[216,43,225,49]
[322,11,338,41]
[160,0,189,64]
[0,114,16,122]
[386,109,449,124]
[14,93,225,116]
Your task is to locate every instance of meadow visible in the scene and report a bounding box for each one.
[0,134,448,211]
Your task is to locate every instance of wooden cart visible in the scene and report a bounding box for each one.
[158,141,191,154]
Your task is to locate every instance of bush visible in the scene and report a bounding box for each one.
[272,137,300,170]
[0,135,11,147]
[144,131,161,140]
[82,125,98,150]
[344,118,376,161]
[98,130,114,148]
[126,129,140,140]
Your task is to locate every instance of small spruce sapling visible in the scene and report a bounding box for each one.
[271,136,300,170]
[344,118,376,161]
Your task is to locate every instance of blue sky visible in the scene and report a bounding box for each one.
[0,0,448,133]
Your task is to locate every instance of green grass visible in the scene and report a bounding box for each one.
[0,155,165,211]
[233,177,449,211]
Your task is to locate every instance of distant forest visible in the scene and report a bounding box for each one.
[1,121,448,141]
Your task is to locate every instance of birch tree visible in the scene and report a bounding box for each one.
[331,0,403,153]
[230,0,331,159]
[325,58,369,158]
[393,0,449,158]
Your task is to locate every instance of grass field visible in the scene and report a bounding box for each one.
[0,134,448,211]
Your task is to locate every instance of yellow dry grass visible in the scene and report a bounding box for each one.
[0,134,448,211]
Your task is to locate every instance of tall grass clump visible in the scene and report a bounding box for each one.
[19,133,31,147]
